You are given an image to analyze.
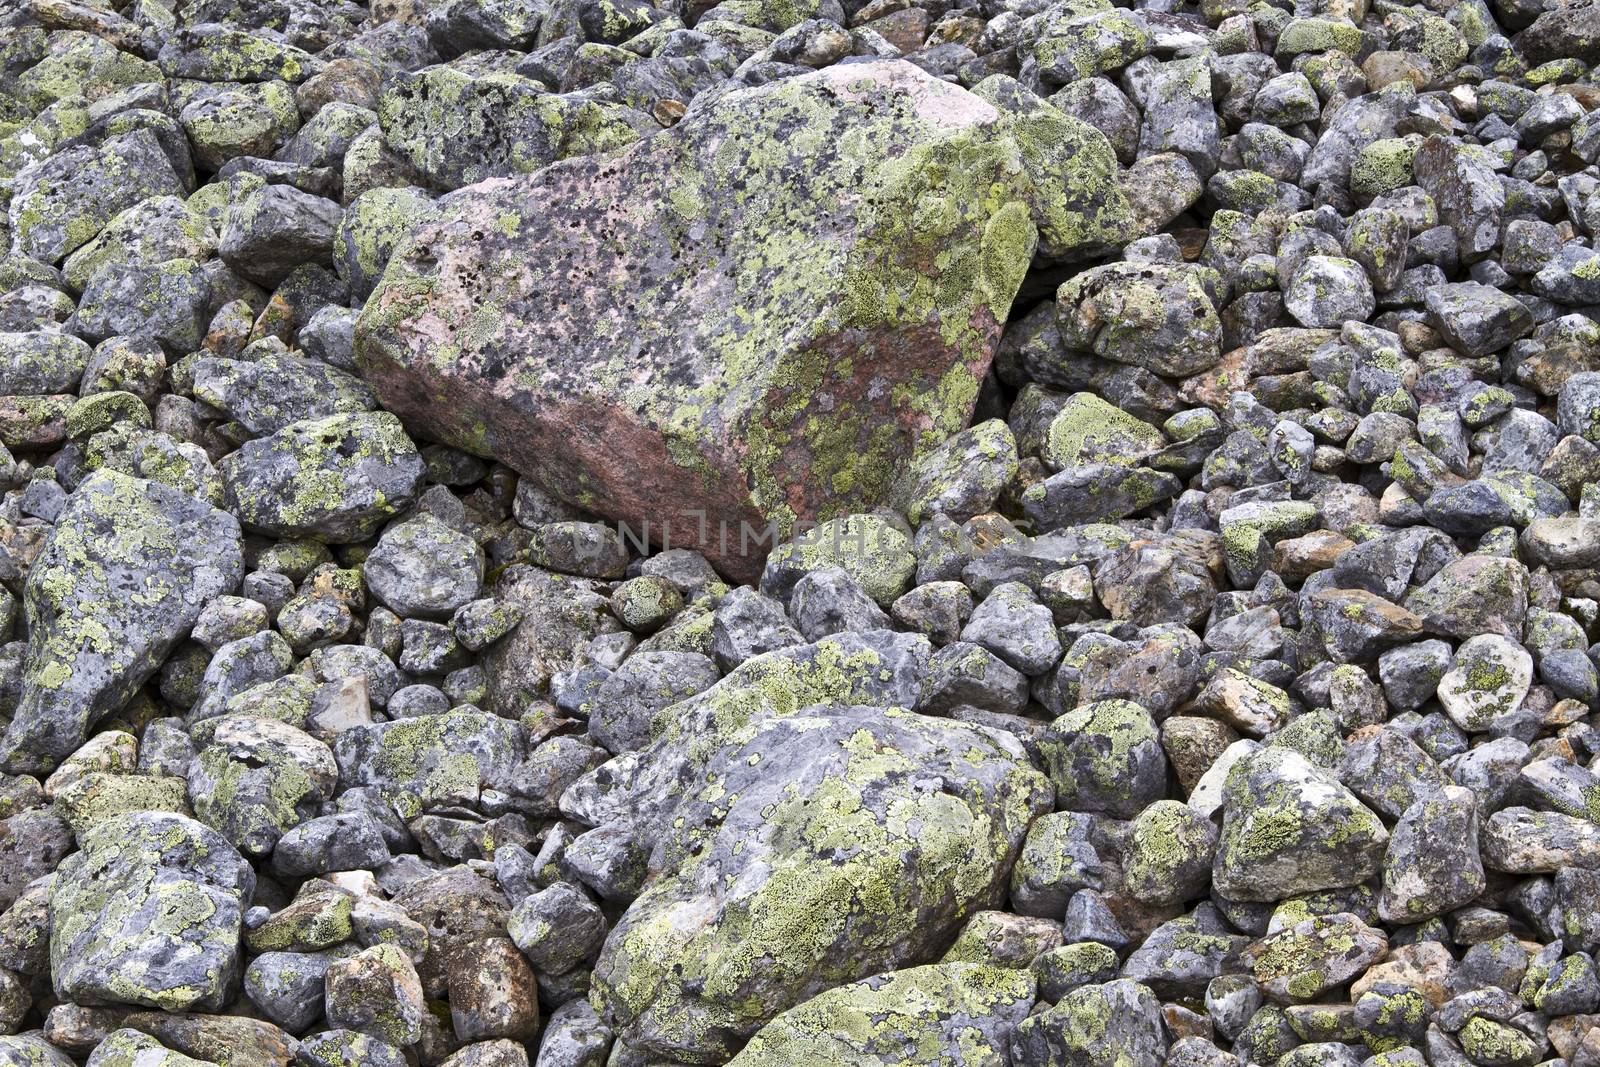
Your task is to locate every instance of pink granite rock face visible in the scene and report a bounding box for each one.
[355,61,1122,581]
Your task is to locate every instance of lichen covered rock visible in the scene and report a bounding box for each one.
[1013,978,1168,1066]
[218,412,425,543]
[376,67,649,191]
[0,471,243,774]
[1213,746,1389,902]
[49,812,253,1012]
[357,60,1123,582]
[187,715,338,856]
[9,130,184,265]
[726,962,1036,1066]
[333,709,527,819]
[586,698,1051,1061]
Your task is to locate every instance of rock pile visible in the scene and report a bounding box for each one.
[5,0,1600,1061]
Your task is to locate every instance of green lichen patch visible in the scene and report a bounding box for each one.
[727,962,1036,1066]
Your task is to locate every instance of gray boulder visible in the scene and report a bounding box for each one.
[0,472,243,774]
[726,962,1036,1066]
[219,412,425,543]
[50,813,253,1012]
[589,703,1051,1061]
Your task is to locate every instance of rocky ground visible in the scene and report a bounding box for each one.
[5,0,1600,1064]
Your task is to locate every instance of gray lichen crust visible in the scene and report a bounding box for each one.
[50,812,253,1013]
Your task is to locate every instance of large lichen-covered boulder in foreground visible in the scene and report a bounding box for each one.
[725,962,1036,1066]
[0,471,244,775]
[49,812,253,1012]
[357,59,1128,582]
[574,633,1052,1062]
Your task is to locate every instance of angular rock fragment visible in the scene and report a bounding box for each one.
[587,698,1049,1060]
[1213,747,1389,902]
[219,412,425,543]
[727,963,1034,1066]
[1379,786,1486,923]
[1014,979,1167,1065]
[359,61,1123,581]
[10,130,184,265]
[0,472,243,774]
[50,813,252,1012]
[376,67,647,191]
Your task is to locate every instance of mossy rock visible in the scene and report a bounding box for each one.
[0,471,243,775]
[589,704,1052,1061]
[1041,392,1165,470]
[726,962,1036,1066]
[9,128,184,265]
[761,514,916,608]
[50,812,253,1012]
[217,411,425,544]
[374,65,648,190]
[356,61,1120,582]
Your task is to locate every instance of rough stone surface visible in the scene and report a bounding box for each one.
[50,813,252,1012]
[0,472,242,774]
[357,61,1124,581]
[5,5,1600,1066]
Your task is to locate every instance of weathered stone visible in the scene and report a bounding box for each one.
[1244,913,1388,1003]
[1055,262,1222,377]
[587,701,1050,1061]
[761,515,916,608]
[376,67,646,191]
[333,710,527,819]
[117,1012,295,1067]
[364,514,483,620]
[0,473,243,774]
[191,353,376,437]
[1378,786,1486,924]
[1425,282,1534,358]
[219,413,425,544]
[324,943,426,1047]
[1413,136,1504,261]
[1436,634,1534,734]
[888,419,1018,525]
[1014,979,1167,1066]
[9,130,184,265]
[82,1030,212,1067]
[187,716,338,856]
[1040,698,1166,819]
[1213,747,1389,902]
[726,963,1035,1066]
[50,813,252,1012]
[358,61,1122,582]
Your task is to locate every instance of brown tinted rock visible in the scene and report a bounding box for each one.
[445,937,540,1043]
[356,61,1124,582]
